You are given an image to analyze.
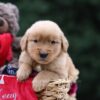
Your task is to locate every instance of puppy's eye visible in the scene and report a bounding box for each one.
[33,40,38,43]
[51,40,56,44]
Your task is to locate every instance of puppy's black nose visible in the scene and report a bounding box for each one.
[40,53,48,59]
[0,19,4,26]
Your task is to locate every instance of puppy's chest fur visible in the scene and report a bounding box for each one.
[39,52,69,79]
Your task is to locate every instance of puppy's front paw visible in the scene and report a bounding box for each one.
[32,79,47,92]
[17,69,30,81]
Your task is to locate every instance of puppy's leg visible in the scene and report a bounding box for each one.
[32,70,60,92]
[17,63,32,81]
[17,51,34,81]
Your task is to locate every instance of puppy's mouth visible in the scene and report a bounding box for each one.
[38,58,49,64]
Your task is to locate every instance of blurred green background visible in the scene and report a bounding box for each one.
[1,0,100,100]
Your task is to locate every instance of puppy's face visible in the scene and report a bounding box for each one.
[21,21,69,64]
[27,31,62,64]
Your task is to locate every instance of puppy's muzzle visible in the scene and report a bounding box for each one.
[39,52,48,59]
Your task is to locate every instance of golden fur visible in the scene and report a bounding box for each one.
[17,20,79,92]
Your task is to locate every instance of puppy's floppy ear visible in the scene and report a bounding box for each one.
[20,30,29,51]
[61,34,69,52]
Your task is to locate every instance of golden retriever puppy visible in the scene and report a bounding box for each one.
[17,20,79,92]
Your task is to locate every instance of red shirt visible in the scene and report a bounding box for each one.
[0,75,38,100]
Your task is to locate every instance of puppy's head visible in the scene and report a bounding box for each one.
[20,20,69,64]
